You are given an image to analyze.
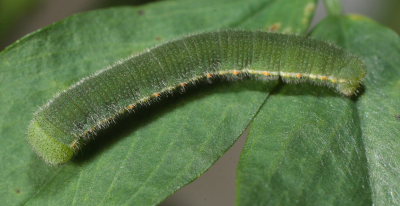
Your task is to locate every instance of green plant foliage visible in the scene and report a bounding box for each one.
[313,15,400,206]
[0,0,316,205]
[2,0,398,205]
[238,15,400,205]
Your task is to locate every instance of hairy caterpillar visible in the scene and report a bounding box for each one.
[27,30,366,165]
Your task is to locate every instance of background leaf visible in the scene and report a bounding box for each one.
[237,14,400,205]
[238,85,372,205]
[0,0,316,205]
[312,15,400,206]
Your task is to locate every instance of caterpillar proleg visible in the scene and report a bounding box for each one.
[27,30,366,165]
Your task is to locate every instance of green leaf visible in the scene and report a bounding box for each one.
[237,15,400,205]
[237,82,372,205]
[312,15,400,206]
[0,0,316,205]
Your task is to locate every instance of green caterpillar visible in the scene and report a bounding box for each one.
[27,30,366,165]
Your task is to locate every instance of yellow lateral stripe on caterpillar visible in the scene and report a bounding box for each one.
[72,68,358,150]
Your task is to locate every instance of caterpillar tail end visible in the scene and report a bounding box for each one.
[338,84,358,96]
[337,59,366,96]
[337,83,361,96]
[27,120,74,165]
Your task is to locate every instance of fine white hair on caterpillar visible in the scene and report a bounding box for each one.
[27,30,366,165]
